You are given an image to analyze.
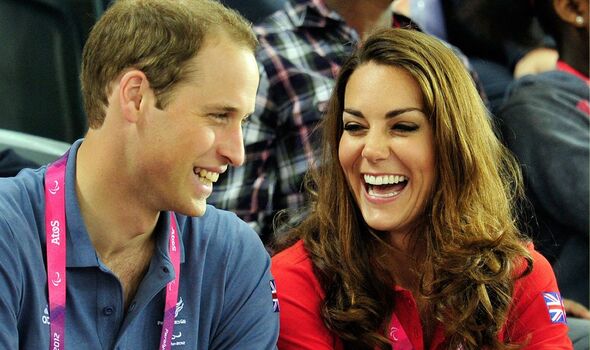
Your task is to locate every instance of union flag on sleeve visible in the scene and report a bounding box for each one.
[270,279,279,313]
[542,292,567,324]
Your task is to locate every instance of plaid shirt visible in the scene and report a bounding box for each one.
[209,0,484,242]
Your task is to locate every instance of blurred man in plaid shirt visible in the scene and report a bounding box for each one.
[210,0,484,243]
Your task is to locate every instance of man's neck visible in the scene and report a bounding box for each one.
[324,0,392,39]
[75,134,160,261]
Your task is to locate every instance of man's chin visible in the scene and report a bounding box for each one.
[192,200,207,217]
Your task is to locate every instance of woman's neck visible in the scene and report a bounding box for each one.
[386,233,425,293]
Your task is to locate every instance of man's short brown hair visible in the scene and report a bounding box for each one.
[80,0,257,128]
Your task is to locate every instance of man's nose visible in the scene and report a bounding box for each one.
[219,123,245,167]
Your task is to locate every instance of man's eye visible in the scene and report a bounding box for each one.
[241,115,251,125]
[210,113,229,120]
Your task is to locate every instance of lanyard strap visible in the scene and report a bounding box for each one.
[45,156,67,350]
[388,312,414,350]
[160,213,181,349]
[44,156,181,350]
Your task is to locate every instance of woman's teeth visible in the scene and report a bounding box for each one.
[364,174,407,198]
[364,174,407,185]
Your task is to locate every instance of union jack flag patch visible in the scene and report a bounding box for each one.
[543,292,567,324]
[270,279,279,313]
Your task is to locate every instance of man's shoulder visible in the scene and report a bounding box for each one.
[183,205,264,253]
[499,71,587,125]
[0,167,45,268]
[254,16,312,64]
[0,165,44,193]
[255,9,297,36]
[0,167,45,226]
[254,0,305,37]
[254,2,329,56]
[505,70,587,104]
[180,206,271,288]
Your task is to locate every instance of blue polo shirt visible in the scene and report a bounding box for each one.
[0,140,279,349]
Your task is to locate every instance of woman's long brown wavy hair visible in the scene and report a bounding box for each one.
[273,28,532,350]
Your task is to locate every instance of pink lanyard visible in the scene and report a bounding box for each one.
[388,312,414,350]
[44,156,181,350]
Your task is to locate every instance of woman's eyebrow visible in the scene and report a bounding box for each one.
[343,107,423,119]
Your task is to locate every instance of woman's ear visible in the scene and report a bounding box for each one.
[553,0,588,28]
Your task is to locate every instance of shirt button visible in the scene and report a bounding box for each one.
[129,302,137,311]
[162,266,170,274]
[103,306,114,316]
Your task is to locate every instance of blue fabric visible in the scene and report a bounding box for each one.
[0,148,38,177]
[0,140,279,349]
[499,70,589,308]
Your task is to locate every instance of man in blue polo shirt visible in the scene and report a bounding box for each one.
[0,0,279,348]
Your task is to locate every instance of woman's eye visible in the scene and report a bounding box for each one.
[393,123,418,132]
[343,122,364,132]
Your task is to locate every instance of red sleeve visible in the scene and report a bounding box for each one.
[271,241,342,350]
[504,245,573,349]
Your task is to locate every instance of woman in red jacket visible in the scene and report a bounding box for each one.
[271,28,572,350]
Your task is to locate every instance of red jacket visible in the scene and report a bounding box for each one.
[272,240,572,349]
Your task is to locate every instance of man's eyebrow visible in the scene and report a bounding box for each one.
[204,104,254,119]
[204,104,239,112]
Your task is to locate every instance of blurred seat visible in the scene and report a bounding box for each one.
[0,0,101,143]
[0,0,281,145]
[0,129,70,165]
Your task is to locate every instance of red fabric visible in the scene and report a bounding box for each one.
[577,100,590,116]
[556,61,590,117]
[271,240,573,350]
[556,61,589,84]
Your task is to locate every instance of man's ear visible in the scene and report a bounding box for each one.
[553,0,587,27]
[119,70,150,123]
